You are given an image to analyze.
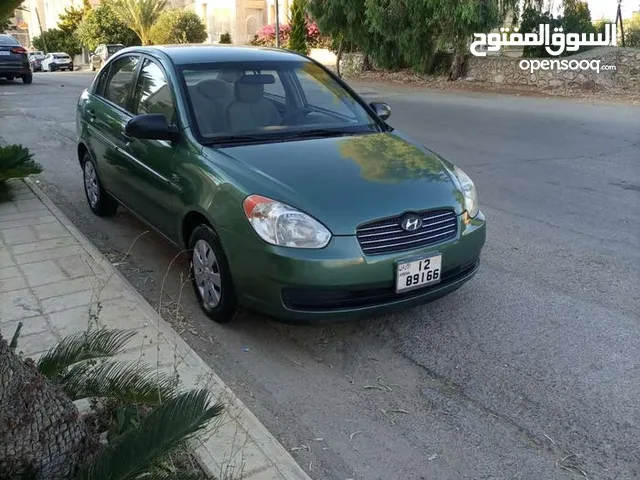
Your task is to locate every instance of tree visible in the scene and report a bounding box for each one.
[108,0,168,45]
[0,331,91,479]
[0,145,42,202]
[0,327,224,479]
[149,9,207,45]
[0,0,23,28]
[593,17,612,36]
[76,3,140,52]
[288,0,309,54]
[307,0,370,77]
[58,0,91,35]
[624,12,640,48]
[33,28,82,56]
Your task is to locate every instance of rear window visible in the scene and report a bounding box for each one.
[108,46,124,54]
[0,35,19,45]
[54,54,70,59]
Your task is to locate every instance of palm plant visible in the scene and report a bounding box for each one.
[36,328,176,404]
[108,0,168,45]
[1,326,224,479]
[0,144,42,202]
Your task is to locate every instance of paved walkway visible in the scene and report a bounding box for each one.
[0,179,312,480]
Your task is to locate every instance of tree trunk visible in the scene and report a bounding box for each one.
[335,37,344,78]
[0,334,91,480]
[448,51,465,81]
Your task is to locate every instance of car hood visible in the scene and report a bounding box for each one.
[212,131,464,235]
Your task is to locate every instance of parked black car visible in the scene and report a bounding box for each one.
[0,34,32,84]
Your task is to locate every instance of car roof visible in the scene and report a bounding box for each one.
[51,52,70,55]
[120,44,310,66]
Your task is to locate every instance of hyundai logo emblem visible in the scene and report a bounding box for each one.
[401,214,422,232]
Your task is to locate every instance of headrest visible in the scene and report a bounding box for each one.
[218,70,242,83]
[234,81,264,102]
[195,79,231,100]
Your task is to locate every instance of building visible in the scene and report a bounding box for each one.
[185,0,292,44]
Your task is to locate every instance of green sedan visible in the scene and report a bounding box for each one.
[76,45,486,324]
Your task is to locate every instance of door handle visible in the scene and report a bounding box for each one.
[87,109,96,121]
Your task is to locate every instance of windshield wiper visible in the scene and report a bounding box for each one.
[285,128,368,139]
[203,127,373,146]
[202,135,270,146]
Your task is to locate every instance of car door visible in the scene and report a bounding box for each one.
[118,56,181,239]
[84,54,141,203]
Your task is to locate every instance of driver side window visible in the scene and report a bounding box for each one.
[101,55,140,111]
[131,59,177,124]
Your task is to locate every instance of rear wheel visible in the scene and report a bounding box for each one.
[188,225,237,324]
[21,73,32,84]
[82,153,118,217]
[6,76,14,81]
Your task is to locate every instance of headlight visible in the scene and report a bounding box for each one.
[453,166,479,218]
[243,195,332,248]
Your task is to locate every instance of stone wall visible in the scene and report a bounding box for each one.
[465,47,640,91]
[339,53,365,77]
[339,48,640,92]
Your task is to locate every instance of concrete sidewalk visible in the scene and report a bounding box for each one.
[0,179,312,480]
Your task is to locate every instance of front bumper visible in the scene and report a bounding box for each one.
[219,211,486,322]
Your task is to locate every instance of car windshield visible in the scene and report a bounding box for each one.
[0,35,19,45]
[108,46,124,54]
[54,54,69,59]
[180,60,381,142]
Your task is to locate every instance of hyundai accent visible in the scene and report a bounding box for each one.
[76,45,486,323]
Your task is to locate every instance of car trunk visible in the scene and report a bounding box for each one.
[0,43,28,69]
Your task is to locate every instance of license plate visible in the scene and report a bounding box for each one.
[0,51,10,55]
[396,254,442,293]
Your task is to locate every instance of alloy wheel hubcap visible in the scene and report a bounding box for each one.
[193,239,222,310]
[84,162,99,207]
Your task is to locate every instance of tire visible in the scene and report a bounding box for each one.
[91,64,96,72]
[6,76,14,81]
[21,73,32,84]
[188,225,237,324]
[82,153,118,217]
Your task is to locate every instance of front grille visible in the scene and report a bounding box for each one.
[356,209,458,255]
[282,257,479,311]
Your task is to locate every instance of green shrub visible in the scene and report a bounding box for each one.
[32,28,82,56]
[288,0,309,54]
[75,3,140,52]
[0,145,42,202]
[149,9,207,45]
[219,31,232,44]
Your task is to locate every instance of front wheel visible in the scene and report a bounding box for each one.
[188,225,237,324]
[21,73,32,84]
[82,153,118,217]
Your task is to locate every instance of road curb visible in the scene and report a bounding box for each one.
[23,177,313,480]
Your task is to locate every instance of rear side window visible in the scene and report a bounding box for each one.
[0,35,19,45]
[100,55,140,111]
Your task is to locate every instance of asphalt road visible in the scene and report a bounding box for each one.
[1,71,639,480]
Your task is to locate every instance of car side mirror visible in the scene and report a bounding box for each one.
[125,114,180,142]
[370,102,391,121]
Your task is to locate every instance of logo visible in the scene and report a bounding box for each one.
[401,214,422,232]
[469,23,617,58]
